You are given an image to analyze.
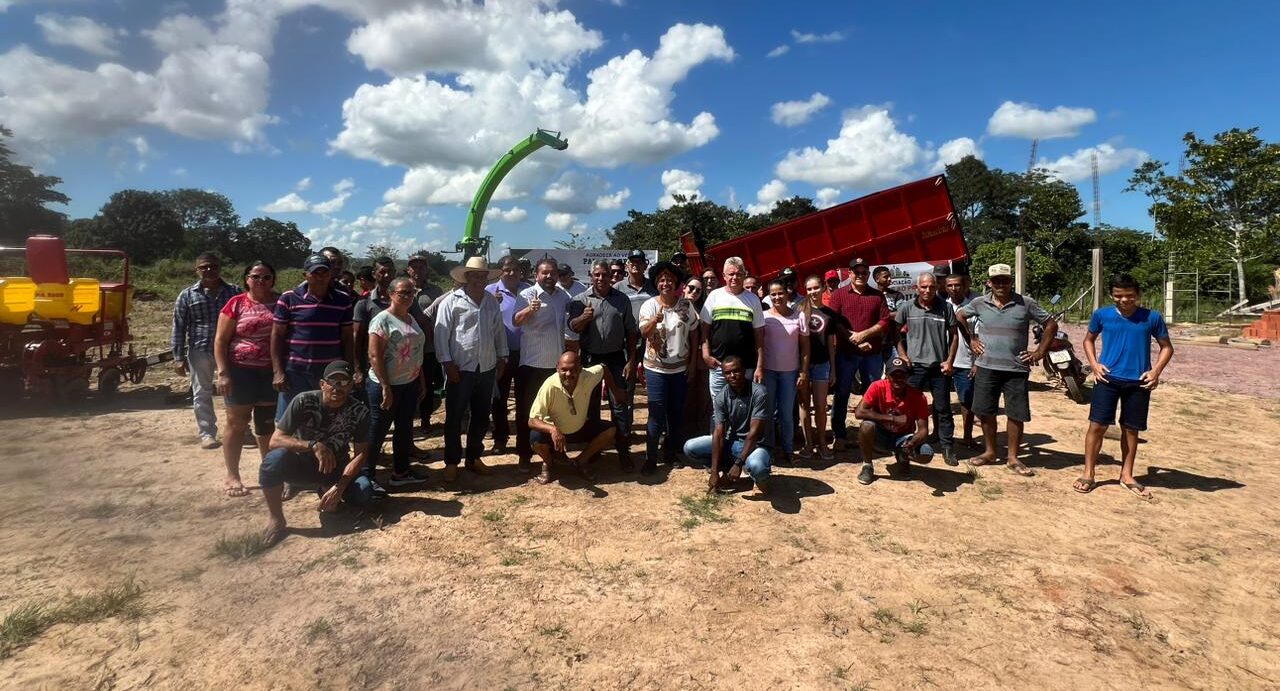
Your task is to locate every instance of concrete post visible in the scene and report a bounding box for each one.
[1014,244,1026,295]
[1092,247,1103,312]
[1165,280,1175,324]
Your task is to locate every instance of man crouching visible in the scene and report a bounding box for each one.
[683,355,772,495]
[528,351,628,484]
[260,360,374,546]
[854,357,935,485]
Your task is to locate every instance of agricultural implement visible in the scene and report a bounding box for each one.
[0,235,168,403]
[459,128,569,259]
[682,176,970,283]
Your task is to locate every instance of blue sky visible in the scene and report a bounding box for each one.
[2,0,1277,257]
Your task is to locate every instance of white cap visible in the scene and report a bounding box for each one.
[988,263,1013,277]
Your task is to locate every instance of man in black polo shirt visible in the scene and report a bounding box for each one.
[566,259,638,470]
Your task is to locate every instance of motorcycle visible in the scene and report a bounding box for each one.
[1033,295,1089,404]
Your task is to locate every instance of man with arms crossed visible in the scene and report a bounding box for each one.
[956,263,1056,476]
[895,272,960,465]
[683,355,771,495]
[528,351,628,484]
[854,357,935,484]
[1077,273,1173,500]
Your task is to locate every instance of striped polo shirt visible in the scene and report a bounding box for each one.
[274,284,354,370]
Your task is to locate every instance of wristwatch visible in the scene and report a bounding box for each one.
[308,440,320,452]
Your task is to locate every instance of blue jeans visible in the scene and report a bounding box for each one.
[869,424,936,462]
[258,448,374,506]
[952,367,975,409]
[187,349,218,439]
[707,365,726,435]
[276,365,326,421]
[582,351,632,459]
[645,368,688,463]
[908,363,954,448]
[832,350,884,440]
[365,379,419,477]
[444,368,496,465]
[683,435,771,483]
[762,369,798,453]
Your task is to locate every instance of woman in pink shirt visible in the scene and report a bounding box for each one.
[213,261,280,497]
[762,280,810,463]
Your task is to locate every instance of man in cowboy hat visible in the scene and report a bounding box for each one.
[434,256,509,482]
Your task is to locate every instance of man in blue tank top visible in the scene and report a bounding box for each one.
[1077,273,1174,500]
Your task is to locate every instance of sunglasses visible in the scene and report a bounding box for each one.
[686,285,701,292]
[323,377,353,389]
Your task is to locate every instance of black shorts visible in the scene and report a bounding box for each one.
[225,365,276,406]
[1088,378,1150,431]
[971,368,1031,422]
[530,418,613,447]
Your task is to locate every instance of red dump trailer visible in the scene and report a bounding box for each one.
[682,176,969,283]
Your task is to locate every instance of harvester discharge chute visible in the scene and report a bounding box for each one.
[459,128,569,260]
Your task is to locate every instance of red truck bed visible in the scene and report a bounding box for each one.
[682,176,968,282]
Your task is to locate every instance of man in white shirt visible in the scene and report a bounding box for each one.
[512,257,571,471]
[434,257,509,482]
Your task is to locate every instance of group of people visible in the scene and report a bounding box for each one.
[170,246,1174,544]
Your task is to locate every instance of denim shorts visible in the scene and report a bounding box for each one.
[1088,378,1151,431]
[225,365,276,406]
[952,368,975,408]
[809,361,831,381]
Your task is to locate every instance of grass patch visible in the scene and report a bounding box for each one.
[303,617,335,645]
[212,530,271,560]
[977,482,1004,501]
[1,579,150,659]
[677,493,732,529]
[864,531,910,556]
[481,509,505,523]
[537,623,568,640]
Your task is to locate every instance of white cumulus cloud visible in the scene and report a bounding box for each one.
[930,136,983,172]
[1037,143,1148,182]
[595,188,631,210]
[35,14,126,57]
[295,176,312,191]
[775,106,926,188]
[545,212,575,230]
[815,187,842,209]
[493,206,528,222]
[658,169,704,210]
[260,192,310,213]
[766,44,789,58]
[311,178,355,215]
[986,101,1096,140]
[771,92,831,127]
[746,179,789,215]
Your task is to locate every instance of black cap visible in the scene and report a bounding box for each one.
[671,251,687,262]
[886,357,909,376]
[648,260,686,285]
[628,249,648,262]
[849,257,869,270]
[304,254,332,273]
[558,263,574,276]
[780,266,796,278]
[322,360,354,382]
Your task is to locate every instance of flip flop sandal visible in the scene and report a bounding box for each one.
[1122,481,1152,500]
[225,484,249,497]
[967,456,997,467]
[1072,477,1095,494]
[1007,463,1036,477]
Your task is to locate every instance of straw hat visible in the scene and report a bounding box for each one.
[450,256,502,283]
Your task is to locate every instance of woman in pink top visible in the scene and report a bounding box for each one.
[762,279,810,463]
[213,261,279,497]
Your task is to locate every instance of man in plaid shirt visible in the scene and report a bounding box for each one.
[172,253,240,449]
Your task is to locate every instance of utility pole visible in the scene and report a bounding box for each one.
[1027,139,1039,172]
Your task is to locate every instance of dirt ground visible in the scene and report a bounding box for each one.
[1,344,1278,690]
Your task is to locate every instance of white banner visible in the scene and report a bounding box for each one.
[516,248,659,271]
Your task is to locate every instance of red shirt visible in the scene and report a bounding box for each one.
[220,293,278,369]
[827,284,891,351]
[861,379,929,434]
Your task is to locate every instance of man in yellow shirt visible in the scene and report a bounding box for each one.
[529,351,628,484]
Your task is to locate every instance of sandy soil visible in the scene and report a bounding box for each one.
[1,360,1278,689]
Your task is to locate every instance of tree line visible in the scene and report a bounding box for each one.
[4,123,1277,304]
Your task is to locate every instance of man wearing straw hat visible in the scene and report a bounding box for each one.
[435,256,509,482]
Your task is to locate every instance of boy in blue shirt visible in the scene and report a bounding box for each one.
[1078,274,1174,500]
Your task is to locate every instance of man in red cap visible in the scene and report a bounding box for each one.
[822,269,840,306]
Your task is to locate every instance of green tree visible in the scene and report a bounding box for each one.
[0,125,69,244]
[1128,127,1280,302]
[162,188,240,258]
[969,238,1063,298]
[944,155,1021,247]
[1018,170,1088,259]
[408,249,458,284]
[232,217,312,268]
[363,244,401,265]
[741,195,819,233]
[96,190,183,264]
[607,195,752,258]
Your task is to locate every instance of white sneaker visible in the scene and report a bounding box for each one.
[199,436,221,450]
